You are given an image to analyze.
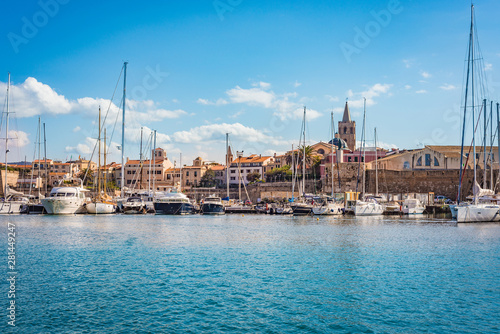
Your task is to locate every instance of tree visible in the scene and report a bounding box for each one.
[246,171,261,183]
[265,165,292,182]
[199,169,216,187]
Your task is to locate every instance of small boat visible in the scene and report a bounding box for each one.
[291,200,313,216]
[122,196,148,214]
[201,195,225,215]
[154,190,194,215]
[354,197,384,216]
[41,178,89,215]
[402,198,425,214]
[0,192,29,215]
[86,194,116,214]
[312,196,343,215]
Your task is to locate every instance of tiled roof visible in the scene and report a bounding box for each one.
[231,155,272,164]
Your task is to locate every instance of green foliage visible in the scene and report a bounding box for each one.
[200,169,216,187]
[246,171,261,183]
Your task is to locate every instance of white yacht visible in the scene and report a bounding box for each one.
[354,197,384,216]
[41,179,89,215]
[402,198,425,214]
[86,196,116,214]
[122,196,147,214]
[0,193,29,214]
[312,196,342,215]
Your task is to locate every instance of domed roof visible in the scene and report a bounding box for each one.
[328,137,349,150]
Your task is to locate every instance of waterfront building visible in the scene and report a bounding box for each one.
[123,148,174,191]
[228,154,274,186]
[182,157,208,189]
[338,101,356,151]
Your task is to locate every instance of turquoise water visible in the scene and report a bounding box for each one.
[1,215,499,333]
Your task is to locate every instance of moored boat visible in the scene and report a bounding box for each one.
[154,190,194,215]
[41,178,89,215]
[201,195,225,215]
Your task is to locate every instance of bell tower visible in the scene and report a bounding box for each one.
[338,101,356,151]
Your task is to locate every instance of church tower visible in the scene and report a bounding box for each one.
[338,101,356,151]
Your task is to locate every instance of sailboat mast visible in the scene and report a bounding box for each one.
[291,144,295,201]
[121,62,128,198]
[139,126,143,190]
[4,73,10,197]
[302,106,306,196]
[180,152,182,192]
[43,123,47,195]
[226,133,229,199]
[362,98,367,198]
[98,107,101,198]
[490,101,494,189]
[497,103,500,193]
[375,127,378,195]
[153,130,156,197]
[37,117,41,197]
[104,127,107,195]
[331,111,334,197]
[470,5,477,204]
[483,99,487,188]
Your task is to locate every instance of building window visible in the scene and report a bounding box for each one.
[403,161,410,169]
[230,177,235,181]
[416,157,422,166]
[348,157,352,162]
[350,128,353,134]
[434,157,439,166]
[167,175,171,180]
[344,127,347,134]
[246,169,251,173]
[194,171,197,177]
[231,170,235,174]
[425,154,431,167]
[186,171,189,176]
[354,157,358,162]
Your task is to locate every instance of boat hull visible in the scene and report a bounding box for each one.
[201,203,225,215]
[291,204,313,216]
[154,202,194,215]
[456,204,500,223]
[86,202,116,214]
[0,201,24,214]
[312,204,342,215]
[354,202,384,216]
[41,198,87,215]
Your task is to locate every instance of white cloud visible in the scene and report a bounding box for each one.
[0,77,187,125]
[416,90,427,94]
[2,130,30,148]
[346,83,392,108]
[196,98,228,106]
[325,95,339,102]
[293,80,302,88]
[171,123,288,146]
[404,85,412,90]
[440,84,456,91]
[73,126,81,133]
[229,110,244,119]
[403,59,412,68]
[420,71,431,79]
[224,84,321,121]
[485,63,493,71]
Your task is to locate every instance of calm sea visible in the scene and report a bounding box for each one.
[1,214,499,333]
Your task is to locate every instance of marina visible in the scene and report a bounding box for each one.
[1,214,498,333]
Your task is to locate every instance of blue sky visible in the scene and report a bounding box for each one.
[1,0,499,165]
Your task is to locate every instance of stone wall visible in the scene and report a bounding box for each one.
[365,169,496,201]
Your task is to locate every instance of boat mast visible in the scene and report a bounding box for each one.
[362,98,367,199]
[490,101,494,189]
[375,127,378,195]
[153,130,156,196]
[139,126,143,190]
[180,152,182,192]
[302,106,306,196]
[291,144,295,201]
[497,102,500,193]
[4,73,10,198]
[471,5,477,205]
[121,61,128,198]
[104,127,107,195]
[483,99,487,188]
[36,117,41,197]
[43,123,47,195]
[98,107,101,199]
[226,133,229,199]
[331,111,334,197]
[458,5,474,204]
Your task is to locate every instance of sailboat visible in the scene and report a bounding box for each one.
[456,5,500,223]
[86,107,116,214]
[0,73,29,214]
[291,107,313,215]
[313,111,342,215]
[354,98,383,216]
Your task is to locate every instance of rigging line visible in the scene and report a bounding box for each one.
[101,67,124,136]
